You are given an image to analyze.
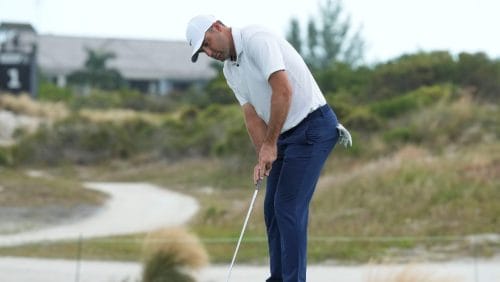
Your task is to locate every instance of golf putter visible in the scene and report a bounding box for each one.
[225,179,262,282]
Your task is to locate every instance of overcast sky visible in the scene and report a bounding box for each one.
[0,0,498,64]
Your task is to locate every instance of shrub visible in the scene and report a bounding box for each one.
[455,52,500,102]
[0,146,13,166]
[389,94,499,149]
[70,89,124,110]
[344,107,383,131]
[38,82,73,102]
[14,116,158,164]
[369,51,456,99]
[383,127,422,144]
[370,84,452,118]
[326,90,357,121]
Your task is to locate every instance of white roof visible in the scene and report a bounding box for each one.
[37,34,216,81]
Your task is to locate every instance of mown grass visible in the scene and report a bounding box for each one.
[0,234,143,261]
[0,168,105,207]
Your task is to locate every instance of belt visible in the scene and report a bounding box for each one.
[280,104,329,136]
[305,104,328,120]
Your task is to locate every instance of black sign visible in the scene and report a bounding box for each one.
[0,63,31,94]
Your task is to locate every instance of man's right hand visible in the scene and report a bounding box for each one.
[253,142,277,184]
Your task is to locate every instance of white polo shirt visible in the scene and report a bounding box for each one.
[223,26,326,133]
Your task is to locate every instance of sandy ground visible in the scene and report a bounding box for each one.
[0,256,499,282]
[0,182,199,246]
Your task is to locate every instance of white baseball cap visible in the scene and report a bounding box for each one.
[186,15,216,63]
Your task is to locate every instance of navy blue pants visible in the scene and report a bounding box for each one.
[264,104,339,282]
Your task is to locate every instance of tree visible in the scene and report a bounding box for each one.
[287,0,365,69]
[286,18,302,55]
[306,19,320,68]
[320,0,346,67]
[67,48,126,91]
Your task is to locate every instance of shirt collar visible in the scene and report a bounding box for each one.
[230,27,243,66]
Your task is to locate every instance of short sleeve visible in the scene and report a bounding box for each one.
[246,32,286,80]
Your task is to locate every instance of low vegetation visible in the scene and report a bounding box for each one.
[0,50,498,265]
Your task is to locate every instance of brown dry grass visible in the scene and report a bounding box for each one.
[0,94,68,120]
[142,227,209,269]
[78,108,162,125]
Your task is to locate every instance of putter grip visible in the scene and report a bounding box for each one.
[256,179,262,190]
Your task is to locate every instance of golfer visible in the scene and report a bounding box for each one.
[186,15,352,282]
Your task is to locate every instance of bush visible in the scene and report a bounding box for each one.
[369,51,456,99]
[68,88,174,112]
[344,107,383,131]
[325,90,357,121]
[370,84,452,118]
[315,63,371,96]
[389,94,499,148]
[38,82,73,102]
[157,104,252,160]
[70,89,127,110]
[383,127,422,144]
[0,146,13,166]
[11,103,253,165]
[455,52,500,102]
[15,116,158,165]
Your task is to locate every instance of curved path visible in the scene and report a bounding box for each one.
[0,182,199,246]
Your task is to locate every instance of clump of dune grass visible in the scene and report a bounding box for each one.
[364,265,462,282]
[405,95,498,147]
[0,94,68,120]
[142,227,209,282]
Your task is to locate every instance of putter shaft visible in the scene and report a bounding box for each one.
[225,180,262,282]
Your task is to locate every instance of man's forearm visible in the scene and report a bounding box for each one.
[242,104,268,154]
[265,70,292,145]
[264,90,291,145]
[247,116,268,154]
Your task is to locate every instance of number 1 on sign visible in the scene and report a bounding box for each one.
[7,68,21,89]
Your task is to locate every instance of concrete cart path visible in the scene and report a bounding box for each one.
[0,256,499,282]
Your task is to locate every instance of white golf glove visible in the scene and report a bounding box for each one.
[336,123,352,148]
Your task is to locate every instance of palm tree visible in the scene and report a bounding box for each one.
[68,48,126,90]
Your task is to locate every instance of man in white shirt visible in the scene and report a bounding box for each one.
[186,15,351,282]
